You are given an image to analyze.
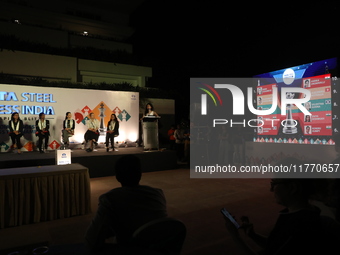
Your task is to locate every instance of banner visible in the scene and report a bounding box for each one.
[0,84,139,151]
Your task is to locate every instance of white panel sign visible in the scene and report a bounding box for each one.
[56,149,71,165]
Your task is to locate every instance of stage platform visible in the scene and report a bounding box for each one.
[0,147,178,178]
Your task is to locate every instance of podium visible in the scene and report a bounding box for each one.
[141,116,160,150]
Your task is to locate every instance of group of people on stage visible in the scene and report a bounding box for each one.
[8,111,51,153]
[7,111,121,153]
[7,102,159,153]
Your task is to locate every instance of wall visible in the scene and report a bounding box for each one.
[0,50,152,86]
[69,34,132,53]
[0,50,77,82]
[79,59,151,86]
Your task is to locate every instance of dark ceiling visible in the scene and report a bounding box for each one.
[126,0,340,120]
[129,0,339,78]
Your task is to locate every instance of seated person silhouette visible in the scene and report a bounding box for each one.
[223,157,338,255]
[85,155,167,254]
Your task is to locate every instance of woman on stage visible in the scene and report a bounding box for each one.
[85,112,100,152]
[8,112,24,154]
[62,112,75,149]
[143,103,159,117]
[36,112,50,153]
[105,113,119,152]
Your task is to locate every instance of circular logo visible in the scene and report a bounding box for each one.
[282,68,295,85]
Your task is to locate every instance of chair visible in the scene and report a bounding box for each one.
[130,217,187,255]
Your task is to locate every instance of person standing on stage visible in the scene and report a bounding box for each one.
[62,112,75,149]
[36,112,50,153]
[143,103,159,118]
[85,112,100,152]
[105,113,119,152]
[8,112,24,154]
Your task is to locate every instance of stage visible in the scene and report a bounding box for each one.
[0,147,178,178]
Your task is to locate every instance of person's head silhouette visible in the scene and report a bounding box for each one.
[115,155,142,187]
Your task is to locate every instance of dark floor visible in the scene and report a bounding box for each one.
[0,168,336,255]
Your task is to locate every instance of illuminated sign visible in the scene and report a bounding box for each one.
[0,91,56,115]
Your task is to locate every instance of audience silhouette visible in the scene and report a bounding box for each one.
[223,157,339,255]
[85,155,167,254]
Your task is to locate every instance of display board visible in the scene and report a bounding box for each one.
[253,58,338,145]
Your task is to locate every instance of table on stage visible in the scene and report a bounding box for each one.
[0,163,91,229]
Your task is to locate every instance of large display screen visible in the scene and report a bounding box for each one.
[253,58,338,145]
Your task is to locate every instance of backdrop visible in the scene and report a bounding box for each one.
[0,84,139,151]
